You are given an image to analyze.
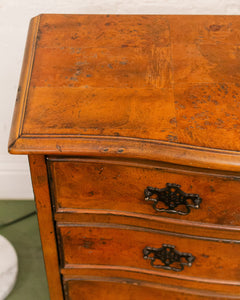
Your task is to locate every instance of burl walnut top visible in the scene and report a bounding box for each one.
[9,15,240,171]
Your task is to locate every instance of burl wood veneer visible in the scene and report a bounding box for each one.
[9,15,240,299]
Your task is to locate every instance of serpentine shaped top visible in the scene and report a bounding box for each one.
[9,15,240,171]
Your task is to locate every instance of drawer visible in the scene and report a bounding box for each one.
[47,157,240,226]
[61,269,240,298]
[57,223,240,282]
[63,276,239,300]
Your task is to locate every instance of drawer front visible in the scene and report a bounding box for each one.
[48,157,240,226]
[57,223,240,282]
[63,277,237,300]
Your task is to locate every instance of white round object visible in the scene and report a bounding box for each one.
[0,235,18,300]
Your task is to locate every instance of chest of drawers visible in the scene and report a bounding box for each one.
[9,15,240,299]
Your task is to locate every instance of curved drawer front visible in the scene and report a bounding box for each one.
[48,157,240,226]
[57,224,240,282]
[63,276,239,300]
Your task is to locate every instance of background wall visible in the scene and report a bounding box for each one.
[1,0,240,199]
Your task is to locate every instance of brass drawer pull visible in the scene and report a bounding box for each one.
[144,183,202,215]
[143,244,195,272]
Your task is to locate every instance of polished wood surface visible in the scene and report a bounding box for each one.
[63,277,240,300]
[55,211,240,241]
[28,155,64,300]
[61,270,240,296]
[8,15,240,300]
[48,157,240,226]
[57,223,239,282]
[8,15,240,172]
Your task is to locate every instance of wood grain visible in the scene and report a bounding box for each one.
[30,46,172,88]
[8,15,40,148]
[22,87,176,139]
[57,223,240,282]
[9,136,240,172]
[48,157,240,226]
[61,270,240,296]
[63,276,240,300]
[54,211,240,241]
[36,14,170,49]
[174,83,240,150]
[28,155,64,300]
[8,15,240,165]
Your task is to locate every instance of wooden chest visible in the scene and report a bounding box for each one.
[9,15,240,299]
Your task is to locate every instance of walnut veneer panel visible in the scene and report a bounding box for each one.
[61,269,240,296]
[63,277,240,300]
[8,15,240,164]
[48,157,240,226]
[57,224,240,282]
